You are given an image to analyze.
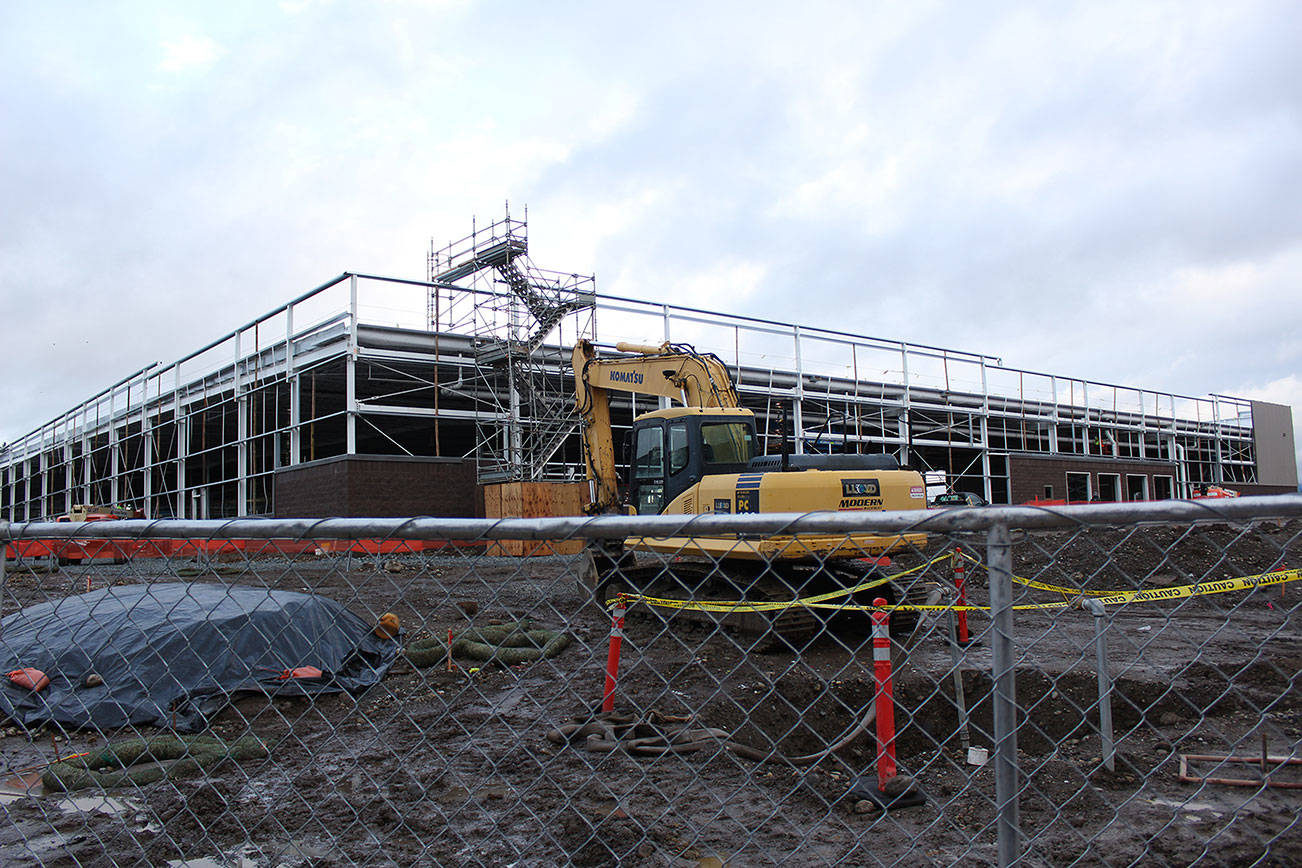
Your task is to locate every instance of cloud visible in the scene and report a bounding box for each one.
[0,0,1298,492]
[158,34,223,74]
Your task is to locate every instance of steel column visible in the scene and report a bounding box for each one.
[287,303,301,466]
[174,367,186,519]
[235,331,248,515]
[346,276,358,456]
[793,325,805,455]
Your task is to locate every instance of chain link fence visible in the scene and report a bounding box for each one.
[1,496,1300,866]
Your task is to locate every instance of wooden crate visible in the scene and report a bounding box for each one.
[482,482,590,556]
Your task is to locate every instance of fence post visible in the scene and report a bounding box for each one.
[947,608,974,762]
[987,521,1021,866]
[1082,598,1115,773]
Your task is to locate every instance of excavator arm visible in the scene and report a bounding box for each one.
[571,339,741,513]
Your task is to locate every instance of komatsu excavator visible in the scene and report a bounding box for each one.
[571,339,930,646]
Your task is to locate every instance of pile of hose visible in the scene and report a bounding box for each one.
[547,711,769,760]
[42,734,268,792]
[405,619,571,668]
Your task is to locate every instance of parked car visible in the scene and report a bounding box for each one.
[930,491,987,508]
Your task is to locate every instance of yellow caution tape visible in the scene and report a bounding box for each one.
[1031,568,1302,611]
[612,565,1302,615]
[956,549,1113,598]
[954,551,1302,608]
[604,553,954,613]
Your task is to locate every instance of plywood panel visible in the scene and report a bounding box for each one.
[482,482,589,556]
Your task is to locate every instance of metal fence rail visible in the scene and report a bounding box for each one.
[1,495,1300,866]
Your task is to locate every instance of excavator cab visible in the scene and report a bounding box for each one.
[626,407,757,514]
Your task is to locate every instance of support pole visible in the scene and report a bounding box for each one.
[793,325,805,455]
[346,275,358,457]
[948,608,973,761]
[1082,598,1116,773]
[987,522,1020,866]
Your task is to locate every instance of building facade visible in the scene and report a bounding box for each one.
[2,222,1296,521]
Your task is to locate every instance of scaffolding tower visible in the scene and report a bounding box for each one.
[428,207,596,481]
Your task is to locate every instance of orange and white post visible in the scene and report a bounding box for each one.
[601,594,627,712]
[849,597,924,809]
[871,596,899,785]
[953,547,971,645]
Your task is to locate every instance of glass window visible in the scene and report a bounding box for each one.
[700,422,755,465]
[632,426,664,481]
[668,423,690,475]
[631,425,665,514]
[1066,472,1091,503]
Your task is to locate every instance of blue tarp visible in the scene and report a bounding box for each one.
[0,583,398,731]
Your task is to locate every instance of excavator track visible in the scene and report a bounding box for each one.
[592,555,925,651]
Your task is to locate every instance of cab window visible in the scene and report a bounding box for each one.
[668,422,690,475]
[631,425,665,514]
[701,422,755,465]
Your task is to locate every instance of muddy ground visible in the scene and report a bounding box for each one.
[0,519,1299,866]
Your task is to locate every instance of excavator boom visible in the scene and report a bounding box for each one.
[571,340,742,512]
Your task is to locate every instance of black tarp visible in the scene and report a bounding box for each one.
[0,583,398,731]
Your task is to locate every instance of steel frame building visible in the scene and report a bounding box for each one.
[3,218,1295,521]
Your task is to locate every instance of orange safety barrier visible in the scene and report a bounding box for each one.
[4,537,487,562]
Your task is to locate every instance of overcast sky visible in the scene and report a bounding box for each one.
[2,1,1300,472]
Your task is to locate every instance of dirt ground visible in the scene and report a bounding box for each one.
[0,519,1299,866]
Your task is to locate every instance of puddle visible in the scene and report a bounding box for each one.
[167,841,325,867]
[0,779,153,828]
[55,793,140,817]
[1148,796,1219,812]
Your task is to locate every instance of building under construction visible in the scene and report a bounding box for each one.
[2,213,1297,521]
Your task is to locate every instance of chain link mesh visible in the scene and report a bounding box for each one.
[1,498,1299,866]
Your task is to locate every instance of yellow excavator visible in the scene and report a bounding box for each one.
[571,339,929,646]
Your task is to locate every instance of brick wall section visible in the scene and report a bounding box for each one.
[273,455,481,518]
[273,459,350,517]
[1009,453,1179,504]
